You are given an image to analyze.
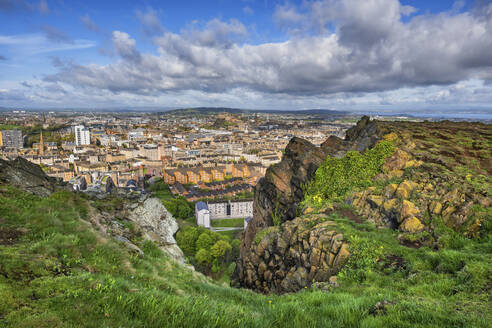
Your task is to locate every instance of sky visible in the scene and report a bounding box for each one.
[1,0,492,113]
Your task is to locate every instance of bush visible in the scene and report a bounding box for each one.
[210,240,232,262]
[176,226,199,256]
[194,248,212,266]
[162,197,193,220]
[339,235,385,282]
[302,140,395,208]
[196,233,215,251]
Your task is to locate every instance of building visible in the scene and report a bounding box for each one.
[0,129,23,148]
[195,202,211,228]
[207,200,253,219]
[74,125,91,146]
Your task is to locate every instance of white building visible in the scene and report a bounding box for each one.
[195,202,211,228]
[74,125,91,146]
[207,200,253,219]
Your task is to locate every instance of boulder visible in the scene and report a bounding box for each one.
[128,197,185,263]
[401,200,420,221]
[401,217,424,233]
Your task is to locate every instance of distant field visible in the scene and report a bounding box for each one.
[211,218,244,228]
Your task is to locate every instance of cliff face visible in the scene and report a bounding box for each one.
[233,117,382,290]
[233,117,491,293]
[238,117,380,259]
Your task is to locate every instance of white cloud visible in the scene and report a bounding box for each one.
[3,0,492,111]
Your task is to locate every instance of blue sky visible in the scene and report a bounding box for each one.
[1,0,492,112]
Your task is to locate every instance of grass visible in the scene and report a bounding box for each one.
[211,218,244,228]
[0,185,490,327]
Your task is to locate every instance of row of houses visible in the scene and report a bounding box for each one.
[163,164,251,185]
[182,183,253,201]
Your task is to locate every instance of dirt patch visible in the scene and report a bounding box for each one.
[336,206,365,224]
[380,254,407,272]
[0,227,23,246]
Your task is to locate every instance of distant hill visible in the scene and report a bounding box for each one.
[163,107,352,117]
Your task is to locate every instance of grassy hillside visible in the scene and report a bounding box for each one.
[1,184,490,327]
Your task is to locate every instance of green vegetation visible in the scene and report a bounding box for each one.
[175,226,238,280]
[210,218,244,228]
[302,140,395,208]
[1,187,489,327]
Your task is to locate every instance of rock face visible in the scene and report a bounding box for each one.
[233,116,382,291]
[0,157,69,196]
[234,118,491,292]
[232,215,350,294]
[237,117,380,270]
[128,197,184,262]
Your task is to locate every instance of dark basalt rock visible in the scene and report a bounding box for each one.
[232,116,382,291]
[0,157,68,197]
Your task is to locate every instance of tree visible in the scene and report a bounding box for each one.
[195,248,212,266]
[175,227,199,256]
[196,233,214,251]
[210,240,232,262]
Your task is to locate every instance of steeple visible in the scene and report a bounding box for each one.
[39,130,45,156]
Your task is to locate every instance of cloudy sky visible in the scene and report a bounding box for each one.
[1,0,492,112]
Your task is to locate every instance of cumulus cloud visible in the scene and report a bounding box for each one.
[112,31,141,62]
[136,7,163,35]
[35,0,492,109]
[81,14,99,32]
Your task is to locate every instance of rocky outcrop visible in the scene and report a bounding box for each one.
[0,157,68,197]
[232,215,349,294]
[234,117,491,292]
[128,197,184,262]
[235,117,382,286]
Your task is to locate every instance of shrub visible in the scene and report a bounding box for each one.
[194,248,212,266]
[196,233,215,251]
[210,240,232,262]
[176,226,199,256]
[339,235,385,282]
[302,140,395,208]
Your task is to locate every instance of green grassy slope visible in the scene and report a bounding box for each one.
[1,185,490,327]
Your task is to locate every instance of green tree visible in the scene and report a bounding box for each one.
[194,248,212,266]
[175,227,199,256]
[210,240,232,262]
[196,233,214,251]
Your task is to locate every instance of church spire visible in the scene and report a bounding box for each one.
[39,130,45,156]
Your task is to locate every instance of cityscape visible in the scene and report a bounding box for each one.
[1,0,491,327]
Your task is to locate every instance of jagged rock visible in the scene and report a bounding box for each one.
[442,205,457,222]
[128,198,185,263]
[396,180,416,199]
[236,116,381,277]
[401,217,424,233]
[232,216,349,294]
[429,201,443,215]
[367,195,384,208]
[401,200,420,221]
[383,149,411,172]
[384,184,398,198]
[0,157,69,196]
